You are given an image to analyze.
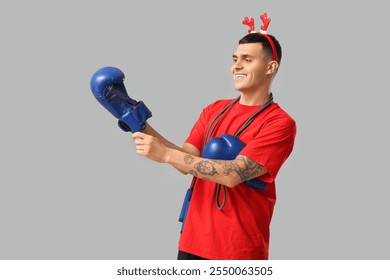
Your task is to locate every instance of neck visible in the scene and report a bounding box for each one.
[239,87,272,106]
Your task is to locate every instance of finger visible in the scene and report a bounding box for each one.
[132,132,145,139]
[134,137,143,144]
[132,132,145,144]
[136,146,149,155]
[135,144,144,153]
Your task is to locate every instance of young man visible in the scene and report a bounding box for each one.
[132,31,296,260]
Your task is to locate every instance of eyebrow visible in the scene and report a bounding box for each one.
[232,54,255,59]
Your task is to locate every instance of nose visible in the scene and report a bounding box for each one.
[233,59,243,70]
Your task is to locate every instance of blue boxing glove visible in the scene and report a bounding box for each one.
[90,66,152,132]
[202,134,267,190]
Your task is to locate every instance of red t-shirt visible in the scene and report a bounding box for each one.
[178,98,296,260]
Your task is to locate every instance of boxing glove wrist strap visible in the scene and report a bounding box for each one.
[118,101,152,132]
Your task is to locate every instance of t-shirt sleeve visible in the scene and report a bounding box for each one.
[185,107,209,152]
[239,115,297,183]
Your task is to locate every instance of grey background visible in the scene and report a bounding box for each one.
[0,0,389,259]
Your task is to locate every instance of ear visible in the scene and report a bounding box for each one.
[266,60,279,75]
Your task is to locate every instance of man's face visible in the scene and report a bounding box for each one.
[231,43,271,93]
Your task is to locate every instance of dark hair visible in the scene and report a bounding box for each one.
[238,33,282,65]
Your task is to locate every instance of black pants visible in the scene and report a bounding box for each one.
[177,250,207,260]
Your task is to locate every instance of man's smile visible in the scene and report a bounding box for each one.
[234,73,247,79]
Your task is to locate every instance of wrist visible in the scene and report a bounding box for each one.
[164,147,175,164]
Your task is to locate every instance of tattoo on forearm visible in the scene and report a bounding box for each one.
[194,160,219,176]
[185,155,218,177]
[183,154,263,182]
[188,170,198,177]
[225,155,264,181]
[184,155,194,164]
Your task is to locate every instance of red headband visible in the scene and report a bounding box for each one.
[242,13,278,62]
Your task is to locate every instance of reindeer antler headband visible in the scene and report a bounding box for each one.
[242,13,278,62]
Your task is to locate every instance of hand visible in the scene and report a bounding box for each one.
[132,132,169,163]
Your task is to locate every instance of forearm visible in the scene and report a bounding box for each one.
[165,148,266,188]
[141,124,197,175]
[143,122,183,151]
[132,132,261,184]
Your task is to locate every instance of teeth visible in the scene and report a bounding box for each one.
[235,74,246,78]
